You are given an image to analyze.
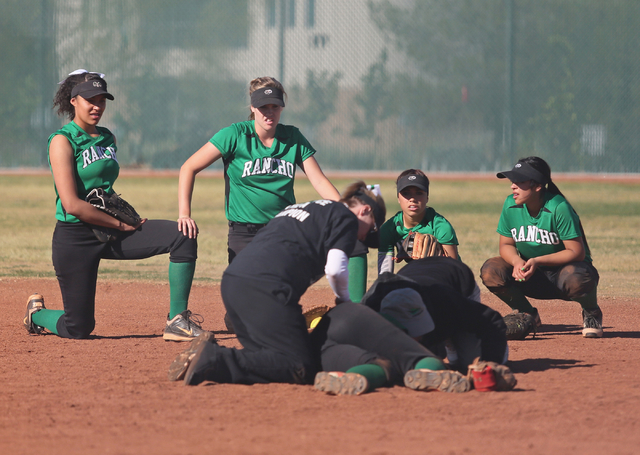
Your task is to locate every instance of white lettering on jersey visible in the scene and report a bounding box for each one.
[539,229,551,244]
[240,158,296,179]
[277,159,287,176]
[263,157,272,173]
[275,204,311,222]
[81,146,118,169]
[251,159,262,175]
[242,161,252,177]
[512,225,561,245]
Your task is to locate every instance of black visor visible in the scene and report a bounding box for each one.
[497,160,548,184]
[251,87,285,108]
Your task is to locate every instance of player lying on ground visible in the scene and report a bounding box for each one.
[378,169,460,274]
[168,182,385,386]
[479,156,603,338]
[361,266,509,373]
[308,300,515,396]
[23,69,208,341]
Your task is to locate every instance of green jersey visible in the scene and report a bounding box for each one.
[378,208,459,256]
[48,121,119,223]
[211,121,315,224]
[496,192,591,262]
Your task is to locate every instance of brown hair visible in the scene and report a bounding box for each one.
[340,180,386,226]
[248,76,287,120]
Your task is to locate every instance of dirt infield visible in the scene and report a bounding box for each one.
[3,277,639,455]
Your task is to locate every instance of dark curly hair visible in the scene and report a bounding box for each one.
[53,72,106,120]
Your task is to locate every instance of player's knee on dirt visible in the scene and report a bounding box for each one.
[63,319,96,339]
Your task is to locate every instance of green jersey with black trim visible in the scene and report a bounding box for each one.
[496,192,591,262]
[211,121,315,224]
[378,208,459,256]
[47,121,119,223]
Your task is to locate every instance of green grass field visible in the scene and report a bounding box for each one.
[2,173,639,297]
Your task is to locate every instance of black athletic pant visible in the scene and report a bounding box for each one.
[194,273,316,385]
[51,220,197,339]
[226,222,266,263]
[480,256,599,300]
[309,303,437,384]
[192,277,436,385]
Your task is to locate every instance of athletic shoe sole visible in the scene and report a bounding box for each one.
[582,328,603,338]
[314,372,369,396]
[163,330,200,342]
[404,369,471,393]
[24,293,45,335]
[168,332,214,381]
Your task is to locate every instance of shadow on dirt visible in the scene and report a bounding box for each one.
[508,358,592,373]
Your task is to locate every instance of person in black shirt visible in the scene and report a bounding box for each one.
[169,182,386,385]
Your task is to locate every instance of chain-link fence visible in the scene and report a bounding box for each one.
[2,0,639,172]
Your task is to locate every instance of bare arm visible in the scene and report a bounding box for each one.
[49,135,144,231]
[178,142,223,238]
[499,234,585,281]
[300,156,340,201]
[442,244,459,260]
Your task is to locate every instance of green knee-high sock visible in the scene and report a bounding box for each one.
[169,261,196,319]
[348,254,367,303]
[31,309,63,335]
[414,357,447,371]
[346,364,388,390]
[573,288,599,311]
[492,286,536,313]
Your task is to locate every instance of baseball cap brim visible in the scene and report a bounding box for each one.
[397,175,429,194]
[250,87,285,108]
[71,79,114,100]
[497,161,548,184]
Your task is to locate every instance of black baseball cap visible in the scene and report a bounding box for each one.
[497,159,548,184]
[251,86,285,108]
[71,79,114,100]
[397,174,430,194]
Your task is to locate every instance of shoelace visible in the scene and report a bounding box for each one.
[584,314,600,328]
[184,310,204,329]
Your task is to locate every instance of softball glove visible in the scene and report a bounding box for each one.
[503,311,538,340]
[86,188,142,226]
[302,304,332,332]
[397,232,444,262]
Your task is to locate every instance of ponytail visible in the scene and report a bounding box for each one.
[523,156,590,252]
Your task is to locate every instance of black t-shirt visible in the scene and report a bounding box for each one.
[225,200,359,296]
[397,257,477,298]
[362,272,507,364]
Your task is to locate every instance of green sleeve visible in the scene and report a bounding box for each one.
[210,123,241,159]
[378,214,402,254]
[554,201,583,240]
[431,212,459,245]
